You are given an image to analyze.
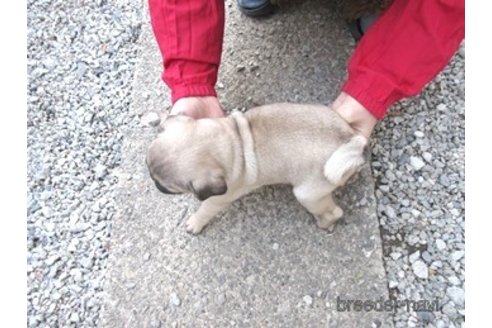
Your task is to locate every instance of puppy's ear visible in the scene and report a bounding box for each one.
[191,175,227,201]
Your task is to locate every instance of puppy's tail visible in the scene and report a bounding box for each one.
[324,135,367,186]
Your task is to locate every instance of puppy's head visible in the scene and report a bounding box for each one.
[146,115,228,201]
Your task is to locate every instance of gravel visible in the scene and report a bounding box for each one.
[409,156,425,171]
[302,295,313,306]
[408,251,420,263]
[446,287,465,307]
[411,260,429,280]
[435,239,446,250]
[372,43,465,327]
[169,293,181,307]
[27,0,142,326]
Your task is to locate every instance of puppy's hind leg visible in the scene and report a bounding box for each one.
[313,195,344,232]
[293,185,343,232]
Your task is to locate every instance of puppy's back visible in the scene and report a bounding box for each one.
[245,103,356,148]
[243,103,358,183]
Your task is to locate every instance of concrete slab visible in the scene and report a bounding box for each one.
[101,0,392,327]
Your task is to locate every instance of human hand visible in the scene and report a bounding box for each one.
[171,96,225,119]
[332,92,377,140]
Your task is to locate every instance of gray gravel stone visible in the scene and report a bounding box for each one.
[150,319,162,328]
[459,46,465,58]
[45,255,60,266]
[446,287,465,307]
[409,251,420,263]
[409,157,425,171]
[303,295,313,306]
[80,257,93,269]
[448,276,461,286]
[442,302,458,319]
[422,152,433,162]
[41,206,53,218]
[439,175,450,187]
[217,293,226,305]
[436,103,447,111]
[412,260,428,279]
[94,163,108,179]
[451,250,464,261]
[69,313,80,323]
[390,252,402,261]
[417,311,434,324]
[421,251,432,263]
[435,239,446,250]
[28,197,42,214]
[169,293,181,307]
[383,206,396,219]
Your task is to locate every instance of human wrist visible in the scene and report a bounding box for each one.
[332,92,377,139]
[171,96,224,119]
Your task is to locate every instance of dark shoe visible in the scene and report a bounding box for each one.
[237,0,274,17]
[347,13,379,42]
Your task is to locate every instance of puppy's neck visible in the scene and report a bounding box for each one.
[228,111,258,185]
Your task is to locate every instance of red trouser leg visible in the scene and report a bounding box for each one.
[342,0,465,120]
[148,0,225,104]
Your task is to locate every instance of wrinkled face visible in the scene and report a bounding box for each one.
[146,115,228,201]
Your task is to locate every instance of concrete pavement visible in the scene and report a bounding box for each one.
[101,1,392,326]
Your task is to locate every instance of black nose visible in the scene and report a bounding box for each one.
[154,181,180,195]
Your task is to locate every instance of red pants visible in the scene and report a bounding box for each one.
[149,0,464,120]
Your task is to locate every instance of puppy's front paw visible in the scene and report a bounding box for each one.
[185,216,205,235]
[332,206,344,219]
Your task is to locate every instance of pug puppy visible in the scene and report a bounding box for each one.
[146,103,367,234]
